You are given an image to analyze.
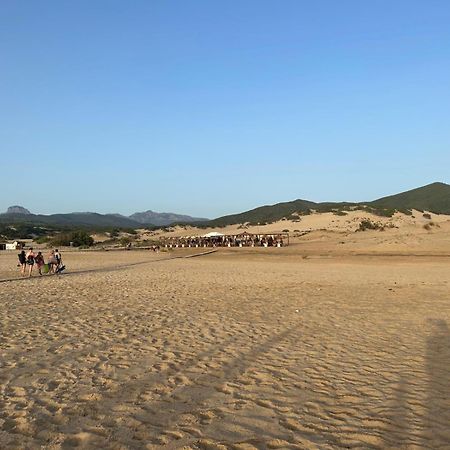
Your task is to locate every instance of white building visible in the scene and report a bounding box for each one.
[0,241,25,250]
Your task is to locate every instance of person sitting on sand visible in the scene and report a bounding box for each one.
[35,251,45,276]
[26,247,36,277]
[18,250,27,276]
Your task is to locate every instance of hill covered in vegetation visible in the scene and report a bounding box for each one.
[205,182,450,227]
[369,182,450,214]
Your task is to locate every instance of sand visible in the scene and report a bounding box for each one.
[1,237,450,448]
[147,209,450,239]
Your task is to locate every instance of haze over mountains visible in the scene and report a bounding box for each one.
[1,182,449,228]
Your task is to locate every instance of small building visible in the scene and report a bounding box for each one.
[0,241,25,250]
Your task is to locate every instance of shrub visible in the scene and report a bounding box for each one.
[51,230,94,247]
[35,236,51,244]
[357,220,383,232]
[424,221,439,230]
[282,229,290,232]
[423,213,432,219]
[120,237,132,246]
[109,229,120,238]
[369,208,396,218]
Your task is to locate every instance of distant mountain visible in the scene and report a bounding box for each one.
[129,210,208,226]
[207,182,450,226]
[0,211,141,228]
[5,205,31,215]
[0,207,208,229]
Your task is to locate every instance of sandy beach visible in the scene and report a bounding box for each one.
[1,241,450,449]
[4,1,450,447]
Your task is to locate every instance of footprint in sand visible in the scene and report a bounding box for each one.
[196,439,228,450]
[180,425,203,437]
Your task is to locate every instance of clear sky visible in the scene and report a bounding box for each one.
[1,1,449,218]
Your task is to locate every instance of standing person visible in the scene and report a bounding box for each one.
[47,250,57,274]
[35,251,45,275]
[26,247,36,277]
[18,250,27,276]
[54,249,62,272]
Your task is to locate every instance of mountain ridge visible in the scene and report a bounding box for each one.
[205,182,450,227]
[2,182,449,229]
[129,210,208,226]
[1,208,208,228]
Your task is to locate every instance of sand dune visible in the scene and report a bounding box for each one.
[148,209,450,238]
[1,240,450,448]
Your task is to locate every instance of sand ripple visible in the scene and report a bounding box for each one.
[1,252,450,448]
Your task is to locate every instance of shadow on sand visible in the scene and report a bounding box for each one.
[384,319,450,448]
[424,318,450,447]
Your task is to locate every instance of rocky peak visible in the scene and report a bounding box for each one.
[6,205,31,215]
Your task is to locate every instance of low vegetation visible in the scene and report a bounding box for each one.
[0,223,57,240]
[356,220,384,232]
[423,221,439,231]
[50,230,94,248]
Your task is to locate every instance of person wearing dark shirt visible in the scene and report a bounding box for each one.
[18,250,27,276]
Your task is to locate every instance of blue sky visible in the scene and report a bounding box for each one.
[1,1,449,218]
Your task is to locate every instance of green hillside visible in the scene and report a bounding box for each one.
[205,182,450,226]
[206,199,318,227]
[369,182,450,214]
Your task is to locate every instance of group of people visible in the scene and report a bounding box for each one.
[18,248,63,277]
[164,233,285,248]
